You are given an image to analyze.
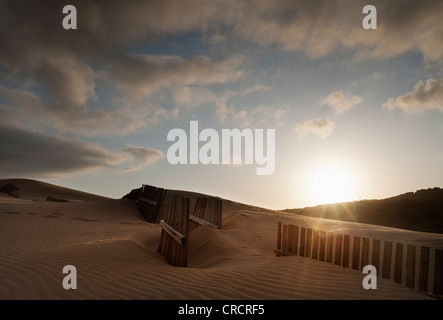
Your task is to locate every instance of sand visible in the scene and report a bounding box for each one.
[1,179,442,300]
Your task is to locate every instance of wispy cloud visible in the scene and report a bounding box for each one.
[295,89,360,141]
[216,85,274,125]
[383,79,443,113]
[294,117,336,140]
[122,145,165,172]
[322,90,362,115]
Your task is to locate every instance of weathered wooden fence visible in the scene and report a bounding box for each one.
[138,185,167,223]
[189,197,222,229]
[157,195,222,267]
[158,196,190,267]
[275,222,443,297]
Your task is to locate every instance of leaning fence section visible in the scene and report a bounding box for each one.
[274,222,443,297]
[189,197,222,230]
[138,185,167,223]
[157,196,190,267]
[156,194,223,267]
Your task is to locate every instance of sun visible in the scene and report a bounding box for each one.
[309,165,354,205]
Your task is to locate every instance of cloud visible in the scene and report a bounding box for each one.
[0,119,165,177]
[0,2,245,138]
[228,0,443,62]
[1,0,442,142]
[122,145,165,172]
[0,123,123,178]
[216,85,273,122]
[322,90,362,114]
[294,118,336,140]
[0,84,166,137]
[383,79,443,113]
[105,54,245,99]
[170,86,216,109]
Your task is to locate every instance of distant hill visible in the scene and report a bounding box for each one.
[0,178,109,202]
[282,188,443,234]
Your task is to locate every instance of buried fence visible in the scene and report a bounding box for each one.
[157,196,189,267]
[274,222,443,296]
[157,195,222,267]
[138,185,167,223]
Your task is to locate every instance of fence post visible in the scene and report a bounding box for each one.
[361,238,370,271]
[394,243,403,284]
[306,228,313,258]
[282,224,288,255]
[406,245,416,289]
[299,228,306,257]
[418,246,429,292]
[434,248,443,295]
[292,225,299,255]
[326,232,333,263]
[276,222,282,256]
[335,234,343,266]
[372,239,381,275]
[352,236,361,270]
[383,241,393,279]
[287,224,295,254]
[342,234,350,268]
[319,231,326,261]
[312,230,319,260]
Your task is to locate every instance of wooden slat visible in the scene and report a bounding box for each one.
[418,246,429,292]
[394,243,403,284]
[326,232,333,263]
[335,234,343,266]
[287,225,294,254]
[361,238,369,271]
[276,222,282,256]
[372,239,380,275]
[406,245,416,289]
[383,241,393,279]
[342,234,350,268]
[299,228,306,257]
[139,197,157,206]
[434,248,443,295]
[352,236,360,270]
[312,230,319,260]
[291,225,299,255]
[189,214,219,229]
[160,220,185,245]
[319,231,326,261]
[306,228,312,258]
[282,224,288,254]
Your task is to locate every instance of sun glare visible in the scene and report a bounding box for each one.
[309,165,354,205]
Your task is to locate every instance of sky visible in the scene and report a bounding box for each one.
[0,0,442,210]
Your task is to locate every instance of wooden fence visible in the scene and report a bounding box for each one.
[275,222,443,297]
[138,185,167,223]
[157,195,222,267]
[190,197,222,229]
[158,196,190,267]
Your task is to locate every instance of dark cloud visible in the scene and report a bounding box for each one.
[0,122,123,177]
[105,54,244,99]
[0,1,244,137]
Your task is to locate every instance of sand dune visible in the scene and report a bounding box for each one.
[0,179,441,299]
